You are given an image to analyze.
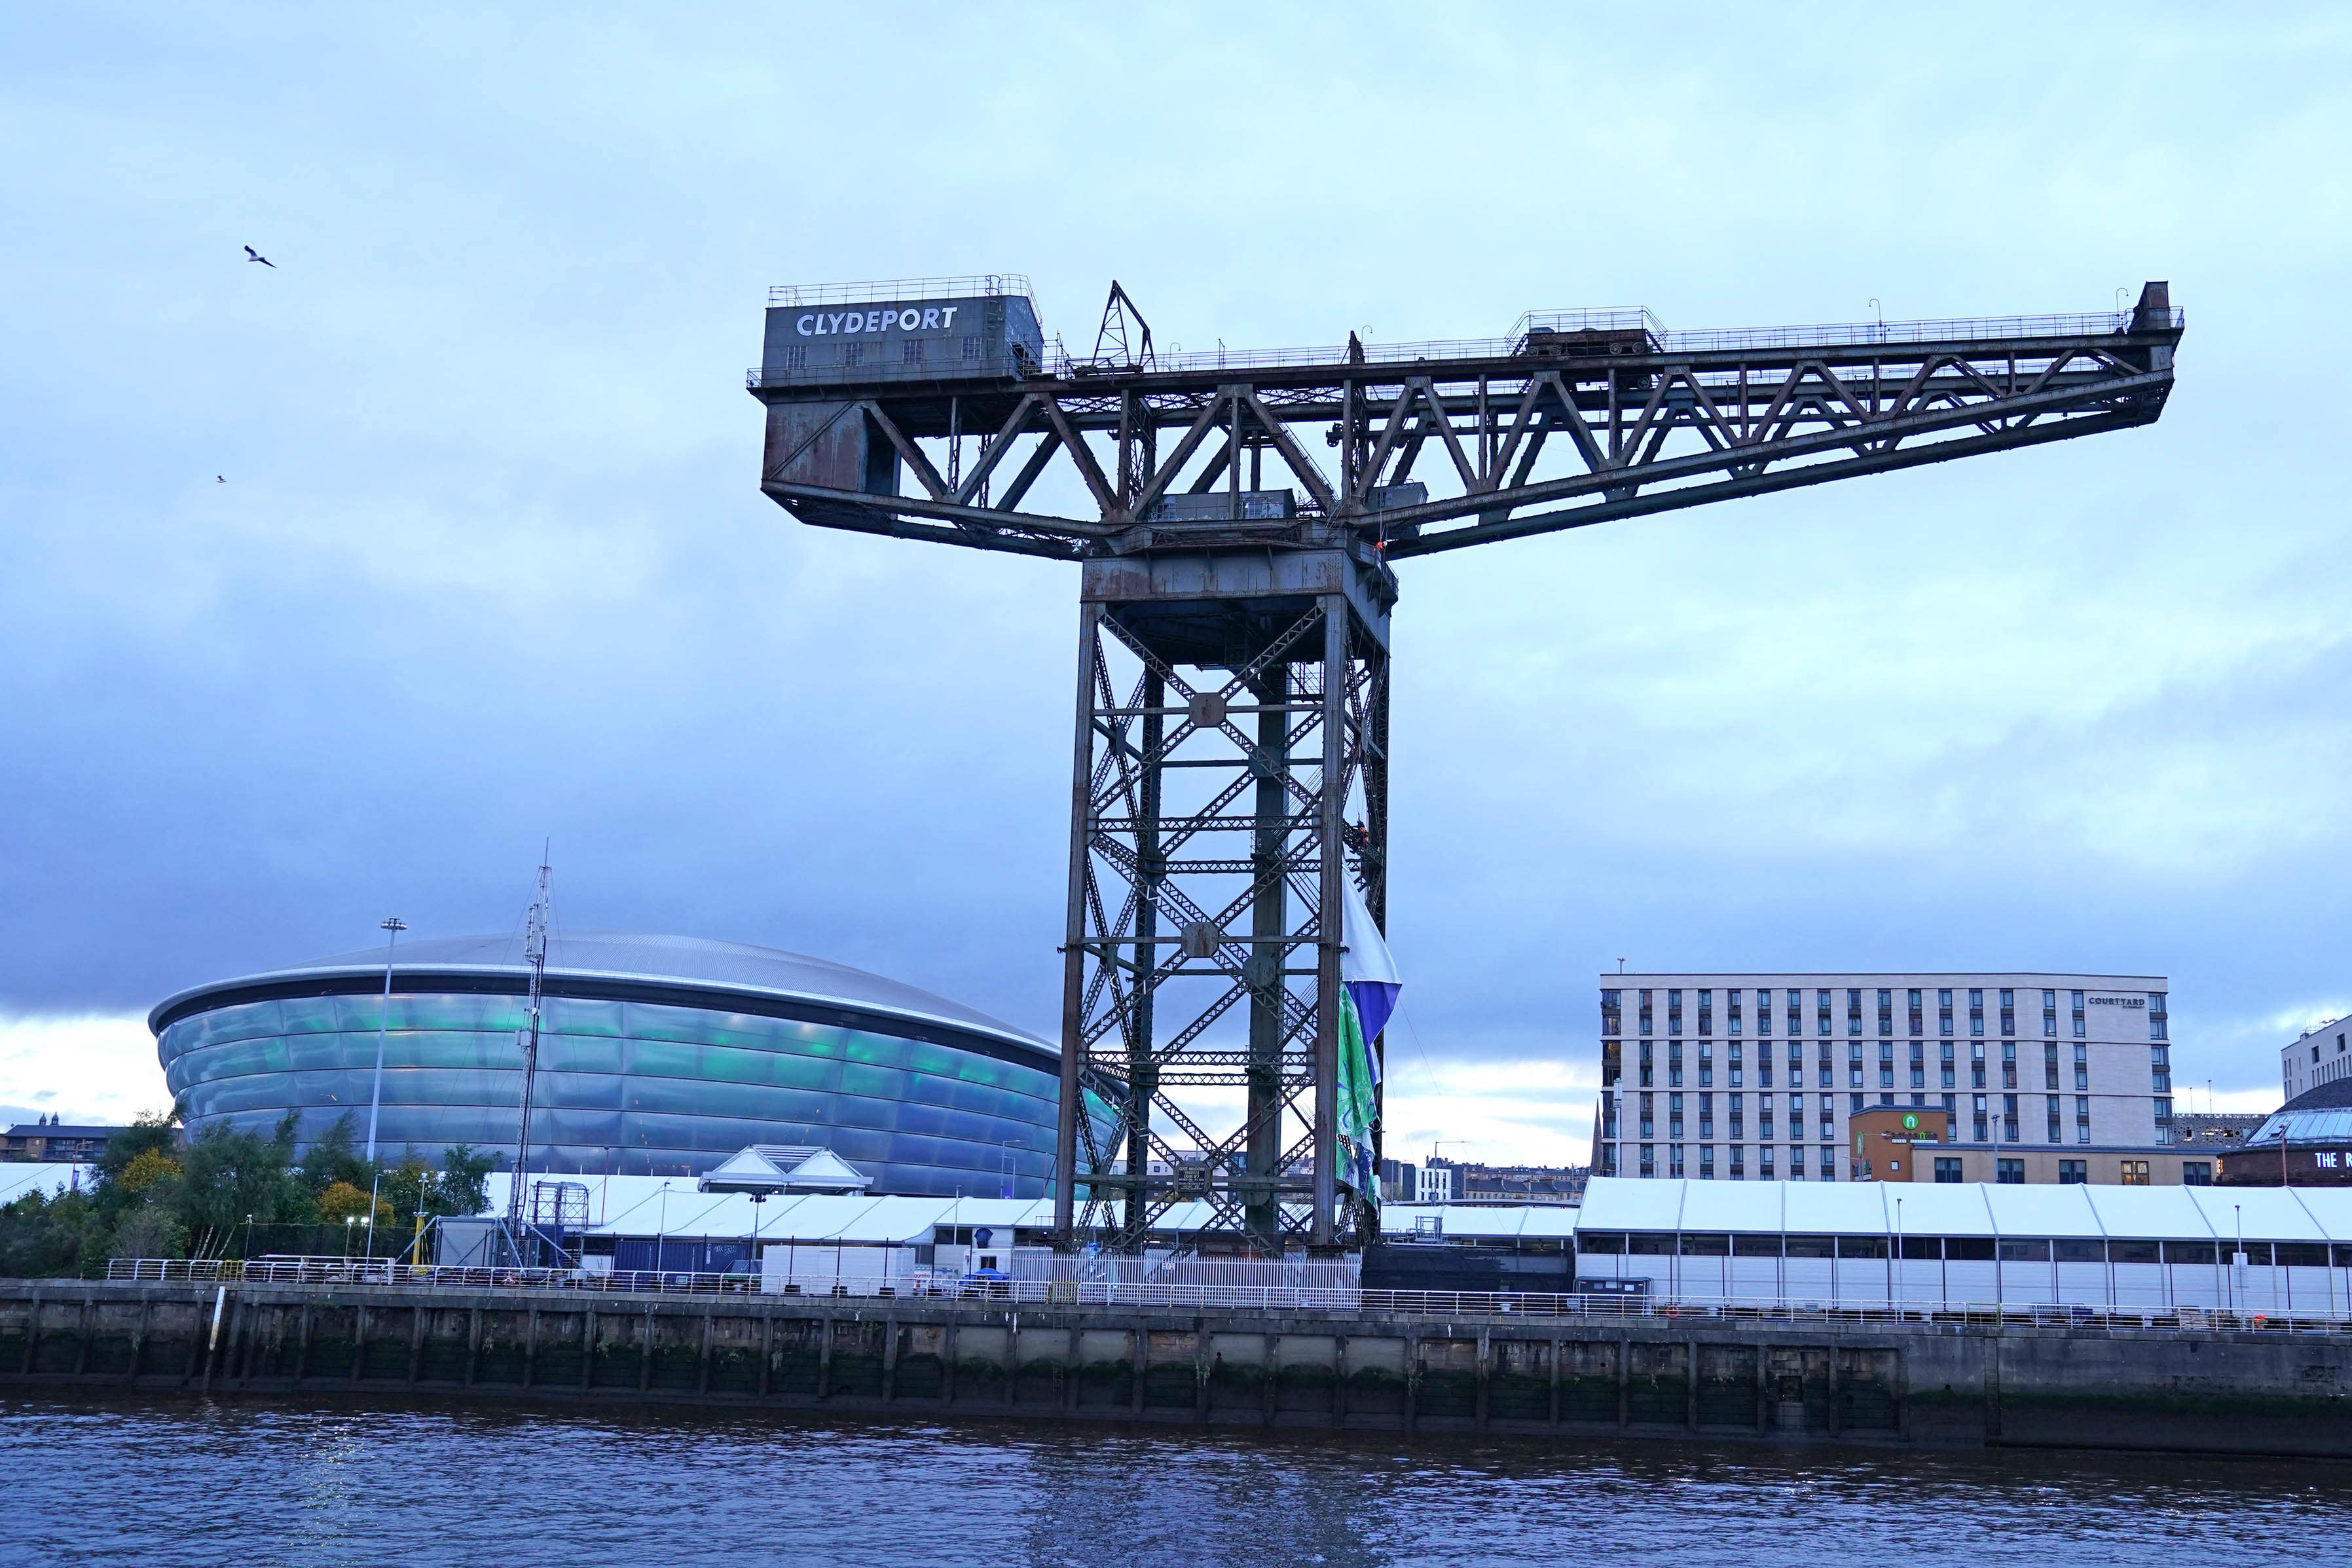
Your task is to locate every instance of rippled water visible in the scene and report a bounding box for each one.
[7,1394,2350,1567]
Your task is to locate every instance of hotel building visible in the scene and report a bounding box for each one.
[1594,973,2185,1185]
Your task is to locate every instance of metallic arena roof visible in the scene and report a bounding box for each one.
[147,930,1050,1058]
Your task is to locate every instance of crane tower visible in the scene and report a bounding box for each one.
[749,276,2183,1254]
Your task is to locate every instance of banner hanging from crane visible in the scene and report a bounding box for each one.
[1337,877,1399,1207]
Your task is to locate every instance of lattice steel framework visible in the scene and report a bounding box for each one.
[749,280,2185,1252]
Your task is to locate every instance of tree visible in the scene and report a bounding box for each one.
[316,1180,391,1227]
[436,1145,495,1216]
[176,1112,312,1252]
[107,1208,187,1263]
[297,1112,377,1195]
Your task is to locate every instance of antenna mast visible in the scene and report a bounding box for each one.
[507,847,552,1232]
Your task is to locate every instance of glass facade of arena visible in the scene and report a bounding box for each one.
[159,991,1108,1195]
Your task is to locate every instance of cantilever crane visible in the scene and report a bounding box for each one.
[748,279,2184,1254]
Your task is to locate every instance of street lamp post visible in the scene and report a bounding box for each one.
[364,917,407,1164]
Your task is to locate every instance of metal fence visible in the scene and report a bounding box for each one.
[767,275,1031,307]
[95,1258,2352,1336]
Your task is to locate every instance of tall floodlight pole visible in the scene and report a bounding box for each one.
[364,917,407,1164]
[748,276,2184,1255]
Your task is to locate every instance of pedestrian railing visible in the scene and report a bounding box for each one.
[94,1258,2352,1336]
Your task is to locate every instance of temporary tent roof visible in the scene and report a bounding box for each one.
[697,1146,873,1195]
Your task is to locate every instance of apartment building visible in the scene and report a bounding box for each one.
[1594,973,2176,1184]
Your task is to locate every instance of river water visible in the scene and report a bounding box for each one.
[6,1395,2346,1566]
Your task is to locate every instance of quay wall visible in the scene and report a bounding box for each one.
[4,1280,2351,1457]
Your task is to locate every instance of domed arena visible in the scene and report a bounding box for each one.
[149,931,1113,1195]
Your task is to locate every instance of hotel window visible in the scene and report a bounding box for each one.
[1601,990,1621,1036]
[2047,1097,2063,1142]
[1969,989,1985,1036]
[2072,990,2086,1038]
[1638,1093,1655,1139]
[1698,1146,1714,1178]
[2150,1045,2171,1093]
[1819,1147,1836,1181]
[1728,1041,1744,1086]
[1877,1040,1894,1089]
[1938,988,1954,1036]
[1728,1146,1744,1180]
[1759,1103,1775,1139]
[1816,990,1832,1036]
[1759,989,1774,1036]
[2073,1042,2088,1091]
[2002,1041,2018,1090]
[1698,1042,1714,1087]
[2150,993,2167,1042]
[1638,1041,1653,1088]
[1668,989,1683,1036]
[1638,991,1653,1035]
[2044,1042,2061,1090]
[1850,1092,1864,1114]
[1848,1041,1864,1088]
[2153,1097,2173,1144]
[2183,1161,2213,1186]
[1877,989,1894,1036]
[1972,1094,1989,1142]
[1728,1093,1744,1138]
[1600,1145,1618,1176]
[1996,1158,2025,1185]
[1669,1146,1685,1178]
[2002,1093,2019,1141]
[2075,1095,2090,1142]
[1760,1147,1776,1178]
[1971,1041,1987,1089]
[1942,1093,1957,1118]
[1908,988,1924,1036]
[2043,989,2059,1037]
[1999,988,2015,1036]
[1697,990,1713,1036]
[1668,1042,1683,1087]
[1788,1095,1805,1140]
[2059,1159,2087,1184]
[1909,1041,1926,1089]
[1698,1093,1714,1139]
[1934,1157,1962,1183]
[1847,989,1863,1036]
[1758,1051,1773,1089]
[1603,1097,1620,1139]
[1727,991,1742,1036]
[1940,1041,1956,1089]
[1817,1044,1833,1087]
[1668,1093,1683,1139]
[1639,1144,1655,1176]
[2120,1159,2150,1186]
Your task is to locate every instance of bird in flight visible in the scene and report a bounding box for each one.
[244,246,276,268]
[216,475,226,483]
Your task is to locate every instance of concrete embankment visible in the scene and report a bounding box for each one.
[5,1279,2351,1457]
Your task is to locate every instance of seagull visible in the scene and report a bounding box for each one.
[244,246,276,268]
[215,475,226,483]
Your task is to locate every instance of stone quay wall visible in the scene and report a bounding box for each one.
[5,1279,2351,1457]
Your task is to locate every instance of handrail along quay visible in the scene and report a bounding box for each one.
[98,1258,2352,1338]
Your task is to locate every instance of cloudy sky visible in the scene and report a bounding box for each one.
[3,6,2348,1161]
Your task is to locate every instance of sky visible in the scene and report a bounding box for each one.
[3,5,2349,1162]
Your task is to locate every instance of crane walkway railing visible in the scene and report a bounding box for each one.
[93,1258,2352,1336]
